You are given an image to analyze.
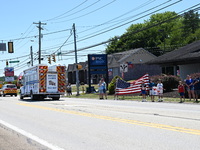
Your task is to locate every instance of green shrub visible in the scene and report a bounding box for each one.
[150,74,180,92]
[108,75,122,94]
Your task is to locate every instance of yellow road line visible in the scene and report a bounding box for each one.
[18,103,200,136]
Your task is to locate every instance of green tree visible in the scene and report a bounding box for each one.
[106,11,181,55]
[182,10,200,36]
[105,11,200,55]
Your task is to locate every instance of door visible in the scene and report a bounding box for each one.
[46,73,58,93]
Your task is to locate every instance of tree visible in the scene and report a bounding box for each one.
[182,10,200,36]
[105,11,200,55]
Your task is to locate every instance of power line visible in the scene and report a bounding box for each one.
[59,0,182,47]
[45,0,89,21]
[54,0,117,23]
[48,0,101,22]
[72,5,200,53]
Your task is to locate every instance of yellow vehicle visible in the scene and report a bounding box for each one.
[1,84,17,97]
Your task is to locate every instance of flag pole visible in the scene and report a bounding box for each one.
[114,78,119,100]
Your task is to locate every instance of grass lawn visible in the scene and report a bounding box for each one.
[68,84,199,104]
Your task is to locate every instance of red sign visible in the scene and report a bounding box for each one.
[4,67,14,76]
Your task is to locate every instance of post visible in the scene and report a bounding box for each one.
[33,21,46,64]
[30,46,33,66]
[73,23,80,96]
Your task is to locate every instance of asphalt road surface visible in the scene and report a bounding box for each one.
[0,96,200,150]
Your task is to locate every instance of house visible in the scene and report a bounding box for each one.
[67,62,88,84]
[108,48,161,81]
[147,40,200,79]
[67,48,161,84]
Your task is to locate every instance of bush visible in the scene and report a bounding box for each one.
[150,74,180,92]
[189,73,200,79]
[109,74,181,94]
[108,75,122,94]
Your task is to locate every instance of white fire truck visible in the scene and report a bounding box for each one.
[20,64,66,100]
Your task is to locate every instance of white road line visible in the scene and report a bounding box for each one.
[0,119,65,150]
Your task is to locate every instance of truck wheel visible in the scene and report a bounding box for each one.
[39,95,44,100]
[20,94,24,99]
[31,94,35,100]
[52,97,60,100]
[30,91,36,100]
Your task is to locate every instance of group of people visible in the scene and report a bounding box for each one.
[98,78,107,99]
[178,75,200,103]
[141,75,200,103]
[141,79,164,102]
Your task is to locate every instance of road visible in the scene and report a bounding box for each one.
[0,96,200,150]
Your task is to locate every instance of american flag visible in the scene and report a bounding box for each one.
[115,74,149,95]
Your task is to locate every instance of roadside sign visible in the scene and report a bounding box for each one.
[9,60,19,63]
[4,67,14,76]
[5,76,14,82]
[120,63,128,73]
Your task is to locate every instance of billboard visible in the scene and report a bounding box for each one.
[88,54,108,93]
[88,54,107,66]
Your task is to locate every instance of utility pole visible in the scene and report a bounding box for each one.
[73,23,80,96]
[30,46,33,66]
[33,21,46,64]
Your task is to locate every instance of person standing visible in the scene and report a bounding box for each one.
[141,80,147,102]
[185,75,195,101]
[194,77,200,102]
[98,79,104,99]
[149,79,156,102]
[101,78,107,99]
[66,83,72,97]
[178,81,185,103]
[157,79,163,102]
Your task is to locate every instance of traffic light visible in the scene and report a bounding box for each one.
[8,42,14,53]
[48,56,51,64]
[76,64,82,70]
[6,60,9,66]
[52,54,56,62]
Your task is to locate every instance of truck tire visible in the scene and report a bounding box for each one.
[39,95,44,100]
[52,97,60,100]
[20,94,24,99]
[30,91,36,100]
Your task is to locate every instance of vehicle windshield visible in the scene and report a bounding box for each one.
[7,85,16,88]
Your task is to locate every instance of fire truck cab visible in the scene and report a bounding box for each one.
[20,64,66,100]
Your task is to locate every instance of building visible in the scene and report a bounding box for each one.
[147,40,200,79]
[108,48,161,81]
[67,48,161,84]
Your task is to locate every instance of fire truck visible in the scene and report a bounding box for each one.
[20,64,66,100]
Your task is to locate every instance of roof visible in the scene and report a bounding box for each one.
[67,48,157,71]
[108,48,157,68]
[147,40,200,65]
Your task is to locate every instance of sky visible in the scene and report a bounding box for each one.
[0,0,200,77]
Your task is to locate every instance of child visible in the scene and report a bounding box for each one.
[157,79,163,102]
[141,80,147,102]
[149,79,156,102]
[178,81,185,103]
